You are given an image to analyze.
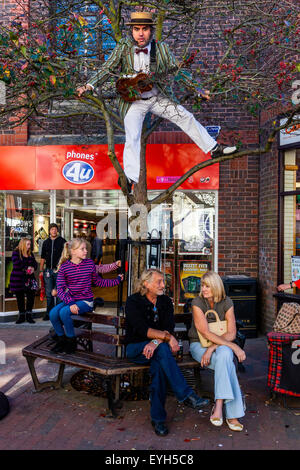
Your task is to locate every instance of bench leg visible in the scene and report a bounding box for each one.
[25,356,65,392]
[115,375,120,401]
[102,378,118,417]
[193,366,202,393]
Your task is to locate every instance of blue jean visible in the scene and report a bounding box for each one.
[126,341,193,423]
[190,342,245,419]
[49,301,93,338]
[44,269,60,314]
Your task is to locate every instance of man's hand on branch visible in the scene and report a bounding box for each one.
[198,89,211,101]
[76,84,93,97]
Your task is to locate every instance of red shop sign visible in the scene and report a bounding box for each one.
[0,144,219,190]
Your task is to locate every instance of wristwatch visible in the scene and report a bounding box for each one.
[152,339,159,346]
[290,281,294,288]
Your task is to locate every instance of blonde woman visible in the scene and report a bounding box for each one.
[188,271,246,431]
[10,238,38,324]
[49,238,123,354]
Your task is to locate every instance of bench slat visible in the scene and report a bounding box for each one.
[74,328,125,346]
[71,313,125,328]
[22,334,200,376]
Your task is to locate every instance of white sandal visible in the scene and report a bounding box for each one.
[210,405,223,427]
[226,418,243,432]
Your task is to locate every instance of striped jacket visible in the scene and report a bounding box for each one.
[88,37,198,119]
[56,258,121,305]
[10,250,38,292]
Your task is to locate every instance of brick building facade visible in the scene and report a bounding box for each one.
[1,1,298,331]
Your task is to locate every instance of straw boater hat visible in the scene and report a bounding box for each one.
[126,12,156,26]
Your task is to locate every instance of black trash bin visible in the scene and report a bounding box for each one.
[222,275,258,338]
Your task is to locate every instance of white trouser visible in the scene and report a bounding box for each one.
[123,94,217,183]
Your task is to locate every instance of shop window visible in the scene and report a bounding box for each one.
[101,15,116,60]
[52,2,115,60]
[148,191,217,311]
[282,149,300,292]
[53,1,99,59]
[4,192,52,301]
[0,193,5,312]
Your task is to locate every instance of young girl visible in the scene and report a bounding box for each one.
[51,260,122,297]
[10,238,38,324]
[49,238,123,354]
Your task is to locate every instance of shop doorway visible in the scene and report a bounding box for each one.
[57,190,128,306]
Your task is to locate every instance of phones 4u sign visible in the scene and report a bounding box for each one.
[62,161,95,184]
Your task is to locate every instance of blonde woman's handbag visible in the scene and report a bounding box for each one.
[197,309,228,348]
[273,302,300,334]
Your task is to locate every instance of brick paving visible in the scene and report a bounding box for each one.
[0,321,299,451]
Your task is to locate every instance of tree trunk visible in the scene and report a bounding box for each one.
[128,133,148,294]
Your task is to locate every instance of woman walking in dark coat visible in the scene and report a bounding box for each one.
[10,238,38,324]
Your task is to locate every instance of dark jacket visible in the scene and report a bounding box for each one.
[91,237,103,263]
[10,250,38,292]
[41,236,66,270]
[125,293,175,345]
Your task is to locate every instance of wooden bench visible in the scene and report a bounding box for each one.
[22,312,202,417]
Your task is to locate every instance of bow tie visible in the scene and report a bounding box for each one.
[135,48,148,54]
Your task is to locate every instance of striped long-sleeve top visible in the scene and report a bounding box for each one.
[95,261,119,275]
[57,259,121,306]
[10,250,37,292]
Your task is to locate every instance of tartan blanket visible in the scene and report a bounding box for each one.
[267,332,300,397]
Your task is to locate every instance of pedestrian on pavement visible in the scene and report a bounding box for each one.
[189,270,246,431]
[90,230,103,265]
[125,268,209,437]
[49,238,123,354]
[40,223,66,321]
[10,237,38,324]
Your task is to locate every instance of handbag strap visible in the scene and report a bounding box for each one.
[204,309,221,322]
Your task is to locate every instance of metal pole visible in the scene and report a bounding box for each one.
[50,190,56,224]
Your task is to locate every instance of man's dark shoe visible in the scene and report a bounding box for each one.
[211,143,237,158]
[183,392,209,409]
[117,176,133,195]
[43,314,50,321]
[151,421,169,436]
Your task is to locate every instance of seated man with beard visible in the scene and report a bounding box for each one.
[125,268,209,436]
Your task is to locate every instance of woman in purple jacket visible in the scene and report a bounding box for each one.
[10,238,38,324]
[50,238,123,354]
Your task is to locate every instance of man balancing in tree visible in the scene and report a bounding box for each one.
[77,11,237,194]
